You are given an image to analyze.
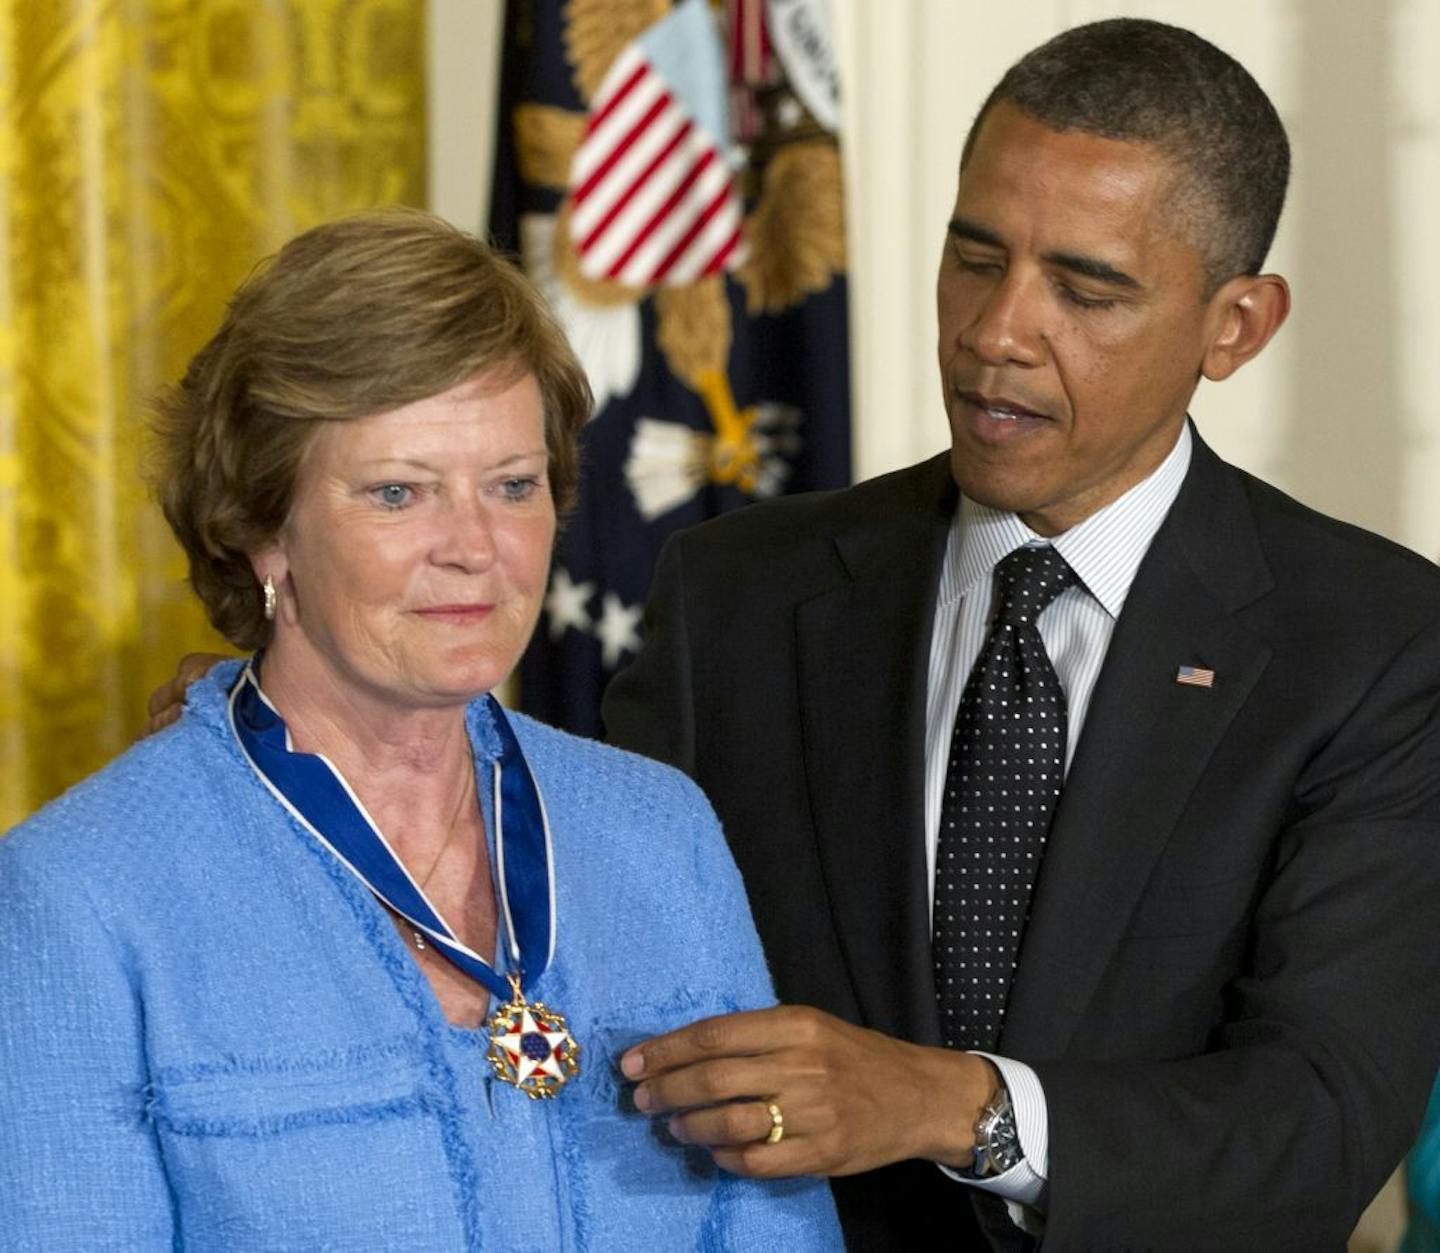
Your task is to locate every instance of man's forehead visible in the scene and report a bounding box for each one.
[961,107,1175,201]
[951,103,1197,274]
[961,100,1177,176]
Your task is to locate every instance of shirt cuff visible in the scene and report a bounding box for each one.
[935,1052,1049,1210]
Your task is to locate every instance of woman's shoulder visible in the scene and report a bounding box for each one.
[2,663,253,878]
[500,708,714,818]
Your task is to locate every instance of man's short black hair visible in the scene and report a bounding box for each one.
[963,19,1290,288]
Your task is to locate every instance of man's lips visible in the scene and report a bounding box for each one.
[956,390,1051,421]
[953,390,1054,443]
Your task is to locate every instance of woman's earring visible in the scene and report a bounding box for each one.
[263,575,277,621]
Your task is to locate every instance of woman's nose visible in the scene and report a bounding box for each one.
[434,498,497,571]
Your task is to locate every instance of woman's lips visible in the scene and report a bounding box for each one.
[414,604,495,623]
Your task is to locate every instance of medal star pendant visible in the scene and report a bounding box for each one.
[487,976,581,1099]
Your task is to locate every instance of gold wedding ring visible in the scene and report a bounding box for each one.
[765,1101,785,1145]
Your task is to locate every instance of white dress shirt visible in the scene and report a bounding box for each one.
[926,425,1193,1216]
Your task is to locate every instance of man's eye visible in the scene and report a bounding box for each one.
[371,483,413,508]
[955,253,1003,276]
[1058,285,1118,311]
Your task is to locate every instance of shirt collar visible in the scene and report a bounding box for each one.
[941,422,1193,619]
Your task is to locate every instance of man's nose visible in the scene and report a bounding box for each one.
[959,271,1045,367]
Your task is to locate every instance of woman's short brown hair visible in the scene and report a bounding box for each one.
[154,207,592,649]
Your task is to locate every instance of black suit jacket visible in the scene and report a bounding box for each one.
[603,433,1440,1251]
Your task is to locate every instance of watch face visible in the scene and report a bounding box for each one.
[986,1108,1022,1172]
[979,1099,1023,1175]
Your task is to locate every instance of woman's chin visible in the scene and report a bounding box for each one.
[397,657,517,709]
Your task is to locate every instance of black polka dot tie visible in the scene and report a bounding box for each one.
[934,545,1077,1052]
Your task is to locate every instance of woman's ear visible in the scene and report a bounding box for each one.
[1201,273,1291,382]
[249,542,293,625]
[248,542,289,590]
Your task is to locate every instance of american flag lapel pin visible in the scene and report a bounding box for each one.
[1176,664,1216,688]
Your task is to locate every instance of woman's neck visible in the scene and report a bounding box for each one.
[256,639,478,854]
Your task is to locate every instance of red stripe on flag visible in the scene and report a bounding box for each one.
[573,89,672,207]
[727,0,743,80]
[649,181,734,283]
[700,222,744,276]
[605,148,717,279]
[587,62,648,133]
[759,0,773,72]
[579,119,694,253]
[728,0,771,84]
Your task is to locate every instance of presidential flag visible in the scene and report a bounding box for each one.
[492,0,851,736]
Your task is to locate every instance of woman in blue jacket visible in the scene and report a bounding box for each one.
[0,208,840,1251]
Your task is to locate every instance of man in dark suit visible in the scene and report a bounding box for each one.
[609,19,1440,1251]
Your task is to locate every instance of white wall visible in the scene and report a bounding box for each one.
[427,0,504,233]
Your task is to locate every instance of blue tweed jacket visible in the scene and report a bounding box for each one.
[0,663,841,1251]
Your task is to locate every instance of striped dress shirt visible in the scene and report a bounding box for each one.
[926,423,1192,1215]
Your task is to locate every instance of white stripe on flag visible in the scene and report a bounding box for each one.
[570,52,662,184]
[664,197,744,283]
[570,100,689,238]
[609,157,733,285]
[573,73,668,192]
[577,125,715,273]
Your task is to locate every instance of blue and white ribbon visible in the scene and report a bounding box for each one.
[228,661,556,999]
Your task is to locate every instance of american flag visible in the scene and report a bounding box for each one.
[569,36,745,287]
[726,0,777,141]
[493,0,851,737]
[1176,665,1216,688]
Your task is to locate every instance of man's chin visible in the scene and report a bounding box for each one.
[948,448,1042,513]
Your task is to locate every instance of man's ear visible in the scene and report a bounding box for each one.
[1201,273,1291,382]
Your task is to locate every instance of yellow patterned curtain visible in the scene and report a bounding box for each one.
[0,0,426,831]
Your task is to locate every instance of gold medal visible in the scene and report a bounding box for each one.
[486,973,581,1099]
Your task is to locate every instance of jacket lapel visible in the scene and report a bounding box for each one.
[795,455,954,1045]
[1001,437,1275,1058]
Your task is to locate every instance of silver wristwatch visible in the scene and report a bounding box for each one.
[971,1083,1023,1177]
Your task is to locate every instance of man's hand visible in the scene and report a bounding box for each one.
[619,1005,997,1179]
[142,653,231,736]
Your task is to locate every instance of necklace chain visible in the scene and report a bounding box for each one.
[404,768,476,952]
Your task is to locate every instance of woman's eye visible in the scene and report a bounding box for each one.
[500,477,541,503]
[371,483,413,509]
